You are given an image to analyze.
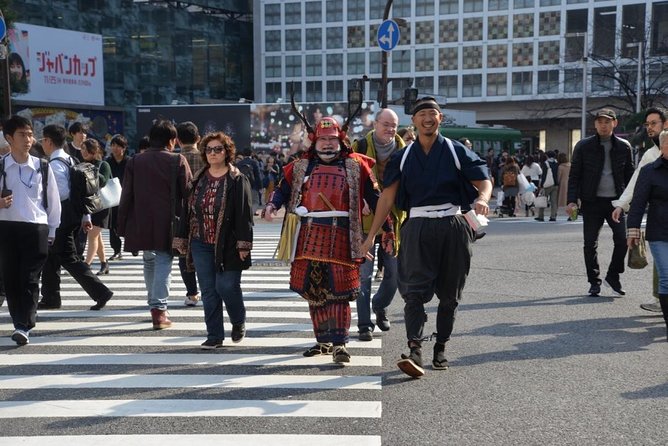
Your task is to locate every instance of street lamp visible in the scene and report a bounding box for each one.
[379,0,394,108]
[627,41,643,113]
[566,31,589,138]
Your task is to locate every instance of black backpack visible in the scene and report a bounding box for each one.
[0,154,50,210]
[236,159,257,188]
[51,157,102,215]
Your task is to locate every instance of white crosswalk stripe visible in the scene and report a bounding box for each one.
[0,223,383,444]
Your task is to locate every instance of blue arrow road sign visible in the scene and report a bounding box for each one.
[0,17,6,41]
[377,19,399,52]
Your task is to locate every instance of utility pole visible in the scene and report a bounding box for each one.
[379,0,393,108]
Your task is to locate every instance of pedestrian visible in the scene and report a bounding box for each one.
[612,107,667,312]
[501,156,520,216]
[0,116,61,345]
[458,137,473,151]
[176,121,204,307]
[173,131,254,349]
[352,108,406,341]
[263,113,387,364]
[0,131,10,308]
[397,127,415,145]
[566,109,634,297]
[626,129,668,341]
[66,122,86,163]
[38,124,114,311]
[82,139,112,275]
[521,154,542,216]
[263,156,280,203]
[117,120,192,329]
[535,150,559,222]
[361,97,492,378]
[105,134,129,261]
[557,152,571,212]
[236,147,263,214]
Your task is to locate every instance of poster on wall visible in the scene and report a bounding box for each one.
[7,23,104,106]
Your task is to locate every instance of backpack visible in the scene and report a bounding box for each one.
[51,157,102,215]
[502,169,517,187]
[237,160,256,189]
[0,154,50,210]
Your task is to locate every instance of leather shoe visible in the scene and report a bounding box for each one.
[374,309,391,331]
[588,283,601,297]
[90,292,113,311]
[604,278,626,297]
[358,330,373,341]
[37,300,61,310]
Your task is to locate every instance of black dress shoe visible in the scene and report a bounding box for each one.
[96,262,109,275]
[231,323,246,343]
[90,292,113,311]
[588,283,601,297]
[37,301,61,310]
[604,278,626,297]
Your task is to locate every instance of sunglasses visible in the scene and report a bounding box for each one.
[205,145,225,154]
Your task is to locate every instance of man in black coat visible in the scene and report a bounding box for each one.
[567,109,634,297]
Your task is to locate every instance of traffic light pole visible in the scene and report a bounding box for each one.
[379,0,393,109]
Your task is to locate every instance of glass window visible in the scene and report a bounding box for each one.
[463,18,483,41]
[439,19,459,43]
[621,4,645,57]
[593,7,616,58]
[416,0,435,16]
[439,47,459,70]
[487,44,508,68]
[326,27,343,49]
[347,25,366,48]
[488,16,508,40]
[463,46,483,69]
[305,28,322,50]
[487,73,507,96]
[327,1,342,22]
[513,14,534,38]
[348,0,365,21]
[415,21,434,45]
[539,11,561,36]
[512,71,533,95]
[651,2,668,56]
[415,76,434,93]
[512,42,534,67]
[266,82,282,103]
[265,56,281,78]
[415,48,434,71]
[538,41,560,65]
[462,74,482,97]
[369,0,385,20]
[305,1,321,24]
[394,0,411,17]
[591,66,616,92]
[438,75,458,98]
[514,0,535,9]
[369,51,381,74]
[306,81,322,102]
[265,4,281,26]
[306,54,322,76]
[392,50,412,73]
[392,79,412,103]
[327,53,343,75]
[440,0,458,14]
[463,0,483,13]
[285,55,302,77]
[285,29,302,51]
[540,0,560,5]
[537,70,559,93]
[348,53,366,75]
[284,3,301,25]
[265,30,281,52]
[564,68,582,93]
[326,80,343,101]
[489,0,509,11]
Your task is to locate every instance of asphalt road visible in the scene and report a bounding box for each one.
[0,215,665,445]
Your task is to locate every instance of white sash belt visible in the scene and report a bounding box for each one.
[409,203,461,218]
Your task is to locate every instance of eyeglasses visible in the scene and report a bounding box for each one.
[205,145,225,154]
[644,121,662,127]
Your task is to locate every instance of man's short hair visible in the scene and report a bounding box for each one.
[110,134,128,148]
[68,121,86,135]
[3,115,32,137]
[176,121,200,145]
[43,124,68,147]
[241,147,252,157]
[644,107,667,123]
[149,120,177,148]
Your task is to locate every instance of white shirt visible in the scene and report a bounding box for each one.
[0,153,61,238]
[520,162,542,181]
[49,148,73,200]
[611,145,661,212]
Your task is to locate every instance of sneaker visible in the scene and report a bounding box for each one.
[358,330,373,341]
[432,343,449,370]
[184,295,200,307]
[303,342,333,357]
[231,323,246,343]
[11,329,29,346]
[374,309,391,332]
[588,283,601,297]
[397,346,425,378]
[534,217,545,222]
[200,339,223,350]
[604,278,625,297]
[640,299,663,313]
[333,345,351,363]
[549,217,557,222]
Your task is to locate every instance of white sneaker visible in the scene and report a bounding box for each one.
[184,295,200,307]
[640,298,662,313]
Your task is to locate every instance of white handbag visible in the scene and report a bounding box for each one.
[99,177,122,209]
[534,191,548,208]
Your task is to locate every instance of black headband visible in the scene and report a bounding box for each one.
[412,100,441,115]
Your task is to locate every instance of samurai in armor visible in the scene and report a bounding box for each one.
[263,116,392,363]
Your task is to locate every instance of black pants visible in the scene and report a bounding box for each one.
[581,198,627,285]
[0,221,49,331]
[41,223,112,305]
[398,216,474,345]
[178,255,198,297]
[109,206,122,254]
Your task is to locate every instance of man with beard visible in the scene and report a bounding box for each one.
[612,107,667,312]
[263,117,390,363]
[361,97,492,377]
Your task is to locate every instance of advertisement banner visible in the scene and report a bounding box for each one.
[8,23,104,106]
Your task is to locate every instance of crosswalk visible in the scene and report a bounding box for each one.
[0,222,383,445]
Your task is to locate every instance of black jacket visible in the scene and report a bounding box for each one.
[627,157,668,242]
[567,133,634,204]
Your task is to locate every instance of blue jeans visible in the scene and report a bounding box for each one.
[190,238,245,341]
[142,250,173,310]
[649,241,668,294]
[356,241,398,332]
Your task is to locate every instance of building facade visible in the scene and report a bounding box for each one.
[253,0,668,153]
[10,0,254,145]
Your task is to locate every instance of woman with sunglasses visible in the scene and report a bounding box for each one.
[174,132,254,349]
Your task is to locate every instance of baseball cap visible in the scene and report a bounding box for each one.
[595,109,617,120]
